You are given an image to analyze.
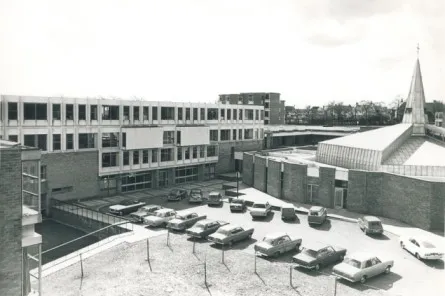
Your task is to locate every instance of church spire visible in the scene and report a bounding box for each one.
[402,45,426,135]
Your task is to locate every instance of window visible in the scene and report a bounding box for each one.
[232,129,236,140]
[178,107,183,120]
[161,107,175,120]
[152,149,158,162]
[101,105,119,120]
[238,129,242,140]
[161,148,173,162]
[40,165,47,180]
[142,150,149,163]
[200,108,205,120]
[193,146,198,159]
[123,151,130,165]
[133,106,140,121]
[185,147,190,159]
[244,129,253,139]
[9,135,18,142]
[53,134,61,151]
[233,109,237,120]
[185,108,191,120]
[143,106,149,120]
[121,171,152,192]
[207,108,218,120]
[24,134,47,151]
[255,110,259,120]
[152,107,158,120]
[307,184,319,203]
[260,110,264,120]
[238,95,243,104]
[193,108,198,120]
[102,132,119,148]
[248,95,253,103]
[245,109,254,120]
[239,109,243,120]
[122,132,126,148]
[78,105,86,120]
[265,110,269,118]
[176,131,181,145]
[227,109,231,120]
[24,103,47,120]
[52,186,73,194]
[163,131,175,145]
[133,151,139,164]
[177,147,182,160]
[220,129,230,141]
[78,133,96,149]
[199,145,205,158]
[91,105,98,120]
[210,130,218,141]
[8,102,18,120]
[123,106,130,120]
[207,145,217,157]
[52,104,61,120]
[175,166,198,184]
[220,109,225,120]
[66,104,74,120]
[102,152,119,167]
[66,134,74,150]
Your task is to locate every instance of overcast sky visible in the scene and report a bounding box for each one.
[0,0,443,108]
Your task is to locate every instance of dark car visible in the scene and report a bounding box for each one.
[167,189,188,201]
[293,245,347,271]
[230,198,246,212]
[307,206,327,225]
[108,199,146,216]
[281,204,297,221]
[189,189,204,203]
[186,219,229,239]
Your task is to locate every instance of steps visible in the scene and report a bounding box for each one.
[384,137,426,165]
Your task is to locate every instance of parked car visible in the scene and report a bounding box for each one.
[186,219,229,239]
[188,189,204,203]
[307,206,327,225]
[167,189,188,201]
[254,233,302,257]
[167,211,207,231]
[143,208,176,227]
[399,236,444,260]
[358,216,384,235]
[250,202,272,219]
[208,224,254,246]
[293,245,347,271]
[109,199,146,216]
[128,205,163,223]
[207,191,223,206]
[281,204,297,221]
[230,198,247,212]
[332,252,393,284]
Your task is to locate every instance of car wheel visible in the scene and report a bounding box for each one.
[360,276,367,284]
[400,242,405,249]
[314,264,320,271]
[385,266,391,274]
[416,253,421,260]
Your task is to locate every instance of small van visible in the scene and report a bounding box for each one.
[207,192,223,206]
[281,204,297,221]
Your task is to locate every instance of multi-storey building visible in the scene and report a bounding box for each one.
[218,92,285,125]
[0,95,264,203]
[0,139,42,296]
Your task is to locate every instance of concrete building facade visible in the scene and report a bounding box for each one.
[0,95,264,202]
[218,92,285,125]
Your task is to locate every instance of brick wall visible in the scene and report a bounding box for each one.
[42,151,101,201]
[253,156,267,192]
[242,153,254,186]
[346,170,367,212]
[282,162,307,203]
[318,167,335,208]
[216,140,263,174]
[431,182,445,232]
[0,149,23,296]
[266,159,281,198]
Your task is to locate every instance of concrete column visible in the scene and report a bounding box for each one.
[152,170,159,189]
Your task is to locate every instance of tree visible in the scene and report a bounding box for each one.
[304,105,312,124]
[358,100,374,125]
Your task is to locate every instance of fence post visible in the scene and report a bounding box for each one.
[146,238,150,260]
[80,253,84,278]
[289,266,292,287]
[222,244,225,264]
[193,239,196,254]
[333,277,337,296]
[167,229,170,246]
[254,251,257,273]
[204,255,207,286]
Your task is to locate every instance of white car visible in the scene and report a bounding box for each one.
[400,236,444,260]
[250,202,271,218]
[143,208,177,227]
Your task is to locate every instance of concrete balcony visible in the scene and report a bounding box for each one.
[22,205,42,226]
[22,223,42,247]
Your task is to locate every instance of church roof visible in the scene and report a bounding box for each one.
[402,58,426,127]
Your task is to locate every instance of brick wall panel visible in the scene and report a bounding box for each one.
[266,159,281,198]
[282,162,307,203]
[253,156,267,192]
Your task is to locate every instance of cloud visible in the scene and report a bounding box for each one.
[304,19,367,47]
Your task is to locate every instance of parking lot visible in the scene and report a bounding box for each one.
[71,181,444,296]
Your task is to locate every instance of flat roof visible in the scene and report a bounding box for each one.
[320,124,412,151]
[404,141,445,166]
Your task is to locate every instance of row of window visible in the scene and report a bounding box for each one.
[210,128,259,141]
[20,133,89,151]
[101,145,218,168]
[4,102,263,122]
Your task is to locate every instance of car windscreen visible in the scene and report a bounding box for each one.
[170,190,179,195]
[343,258,361,268]
[121,200,136,206]
[420,241,435,248]
[216,229,230,236]
[209,194,220,200]
[309,210,320,216]
[194,222,206,229]
[191,190,201,194]
[175,215,186,220]
[302,249,318,257]
[155,212,166,217]
[369,221,382,228]
[232,200,243,204]
[253,204,266,208]
[263,237,276,244]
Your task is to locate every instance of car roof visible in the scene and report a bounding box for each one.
[209,191,220,195]
[264,232,288,240]
[364,216,381,222]
[309,206,324,211]
[219,224,240,231]
[177,211,194,217]
[281,203,294,209]
[143,204,160,209]
[348,252,375,262]
[156,208,174,213]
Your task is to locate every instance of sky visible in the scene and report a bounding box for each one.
[0,0,443,108]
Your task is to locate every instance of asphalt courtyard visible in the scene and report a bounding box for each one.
[73,181,444,296]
